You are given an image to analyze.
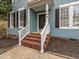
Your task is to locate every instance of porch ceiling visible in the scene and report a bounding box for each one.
[32,5,45,12]
[27,0,54,10]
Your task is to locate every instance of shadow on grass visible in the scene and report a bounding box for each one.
[46,38,79,59]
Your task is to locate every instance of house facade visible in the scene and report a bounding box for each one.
[8,0,79,39]
[8,0,79,52]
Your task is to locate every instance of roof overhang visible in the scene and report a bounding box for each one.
[27,0,54,9]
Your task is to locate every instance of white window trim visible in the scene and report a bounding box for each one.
[59,1,79,29]
[59,1,79,7]
[18,7,25,28]
[59,7,70,29]
[12,0,18,3]
[37,12,46,32]
[10,11,14,28]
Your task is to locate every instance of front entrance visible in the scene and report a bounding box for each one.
[37,13,46,32]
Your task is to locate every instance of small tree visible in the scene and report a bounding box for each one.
[0,0,11,21]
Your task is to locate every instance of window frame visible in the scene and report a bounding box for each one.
[10,11,14,28]
[18,7,25,28]
[59,1,79,29]
[12,0,17,3]
[59,6,70,29]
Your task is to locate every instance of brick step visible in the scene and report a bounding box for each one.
[21,32,51,52]
[25,37,41,42]
[24,36,49,43]
[27,34,41,39]
[30,32,40,35]
[44,34,52,50]
[22,39,47,50]
[22,40,41,50]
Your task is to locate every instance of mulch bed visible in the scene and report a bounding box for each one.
[0,35,18,54]
[47,38,79,59]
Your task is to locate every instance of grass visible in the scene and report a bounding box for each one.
[0,21,7,35]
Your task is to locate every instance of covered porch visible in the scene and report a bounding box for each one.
[18,0,53,53]
[28,4,50,32]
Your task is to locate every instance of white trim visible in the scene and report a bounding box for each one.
[46,4,49,24]
[18,9,20,28]
[59,1,79,7]
[10,11,14,28]
[37,12,46,32]
[12,0,14,2]
[59,4,79,29]
[60,27,79,29]
[12,0,18,3]
[28,8,30,32]
[69,6,73,28]
[18,7,25,11]
[9,7,26,29]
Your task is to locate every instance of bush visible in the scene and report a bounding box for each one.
[0,21,7,35]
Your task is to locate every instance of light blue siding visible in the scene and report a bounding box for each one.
[49,0,79,39]
[9,0,79,39]
[11,0,27,11]
[7,28,21,35]
[30,9,37,32]
[8,0,27,35]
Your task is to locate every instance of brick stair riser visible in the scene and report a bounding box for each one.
[22,42,40,50]
[25,38,41,42]
[27,35,41,39]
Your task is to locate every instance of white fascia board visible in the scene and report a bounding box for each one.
[10,11,14,13]
[59,1,79,8]
[18,7,25,11]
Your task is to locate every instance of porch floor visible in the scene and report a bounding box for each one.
[0,38,79,59]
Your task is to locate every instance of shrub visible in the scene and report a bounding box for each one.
[0,21,7,35]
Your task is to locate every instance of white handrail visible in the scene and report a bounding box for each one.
[41,23,50,53]
[18,25,30,45]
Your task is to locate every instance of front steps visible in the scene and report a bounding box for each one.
[21,32,51,51]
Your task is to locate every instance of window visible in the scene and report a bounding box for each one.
[73,5,79,27]
[19,10,24,28]
[10,11,14,28]
[18,8,26,28]
[60,7,69,28]
[9,8,26,28]
[15,11,18,27]
[59,1,79,29]
[10,11,18,28]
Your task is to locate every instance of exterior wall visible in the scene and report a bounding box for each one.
[8,0,79,39]
[30,9,37,32]
[49,0,79,39]
[7,28,21,35]
[11,0,27,11]
[8,0,27,35]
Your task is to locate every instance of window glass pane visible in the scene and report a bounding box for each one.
[11,13,14,28]
[20,10,24,27]
[15,12,18,27]
[73,5,79,26]
[60,7,69,27]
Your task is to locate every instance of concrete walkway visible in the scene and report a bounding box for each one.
[0,46,69,59]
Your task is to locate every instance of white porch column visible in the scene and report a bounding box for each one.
[45,4,49,24]
[28,8,30,32]
[41,4,49,53]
